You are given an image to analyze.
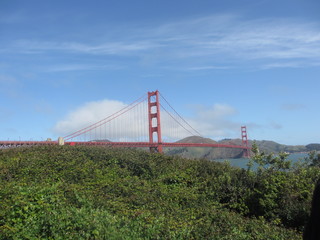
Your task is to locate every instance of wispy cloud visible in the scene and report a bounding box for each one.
[0,74,19,85]
[281,103,306,111]
[7,14,320,70]
[44,63,123,72]
[0,74,23,99]
[0,107,13,122]
[186,66,230,71]
[261,61,306,69]
[13,40,163,55]
[269,121,283,130]
[167,16,320,63]
[0,11,25,24]
[34,101,53,115]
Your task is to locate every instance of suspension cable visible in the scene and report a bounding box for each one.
[159,92,202,137]
[64,94,147,140]
[160,104,196,137]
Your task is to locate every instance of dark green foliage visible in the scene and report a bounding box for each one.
[245,143,320,230]
[307,151,320,167]
[0,145,314,239]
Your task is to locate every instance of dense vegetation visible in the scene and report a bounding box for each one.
[0,145,319,239]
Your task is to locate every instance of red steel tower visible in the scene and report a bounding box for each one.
[148,90,163,153]
[241,126,250,157]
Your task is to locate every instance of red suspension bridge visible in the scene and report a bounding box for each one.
[0,91,251,157]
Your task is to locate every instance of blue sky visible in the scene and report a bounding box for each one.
[1,0,320,145]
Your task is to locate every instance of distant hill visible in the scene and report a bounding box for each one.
[165,136,310,160]
[251,140,306,154]
[176,136,218,144]
[306,143,320,151]
[220,139,307,154]
[91,139,111,142]
[165,136,243,160]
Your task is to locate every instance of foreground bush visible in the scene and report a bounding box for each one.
[0,146,311,239]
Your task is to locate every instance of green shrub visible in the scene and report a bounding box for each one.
[0,145,309,239]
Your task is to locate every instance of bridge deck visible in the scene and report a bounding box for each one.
[0,141,250,150]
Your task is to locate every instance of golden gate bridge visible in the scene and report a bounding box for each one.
[0,90,251,157]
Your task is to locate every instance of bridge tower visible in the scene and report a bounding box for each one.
[148,90,163,153]
[241,126,250,158]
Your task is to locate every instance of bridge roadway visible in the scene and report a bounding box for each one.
[0,141,57,147]
[0,140,250,150]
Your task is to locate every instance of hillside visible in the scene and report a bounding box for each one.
[306,143,320,151]
[166,136,309,160]
[248,139,306,153]
[165,136,244,159]
[0,145,307,239]
[176,135,218,144]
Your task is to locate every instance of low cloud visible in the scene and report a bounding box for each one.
[54,99,244,142]
[54,98,192,142]
[54,99,128,137]
[186,104,240,139]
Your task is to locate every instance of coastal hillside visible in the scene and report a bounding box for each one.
[0,145,310,239]
[165,136,243,159]
[306,143,320,151]
[166,136,309,160]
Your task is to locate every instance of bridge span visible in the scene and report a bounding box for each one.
[0,90,251,157]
